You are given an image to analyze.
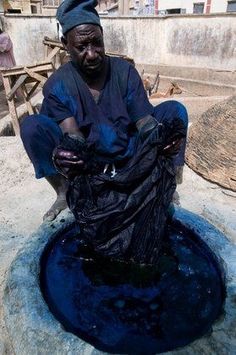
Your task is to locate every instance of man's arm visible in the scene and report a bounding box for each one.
[125,66,185,156]
[53,116,85,179]
[40,75,86,178]
[59,116,81,135]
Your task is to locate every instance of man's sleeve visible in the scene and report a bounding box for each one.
[126,65,154,122]
[40,79,76,123]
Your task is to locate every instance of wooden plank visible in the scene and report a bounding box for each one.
[1,62,53,77]
[2,76,20,135]
[106,51,126,57]
[43,37,64,49]
[44,42,49,59]
[26,81,40,100]
[23,67,47,86]
[21,84,34,115]
[43,40,64,50]
[6,74,28,101]
[46,46,61,61]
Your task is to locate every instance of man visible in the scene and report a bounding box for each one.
[20,0,188,224]
[0,26,16,69]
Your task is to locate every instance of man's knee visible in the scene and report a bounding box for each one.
[171,100,188,127]
[20,114,51,137]
[20,115,37,137]
[153,100,188,128]
[20,114,62,144]
[21,114,44,141]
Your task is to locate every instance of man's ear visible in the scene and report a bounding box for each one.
[61,36,68,51]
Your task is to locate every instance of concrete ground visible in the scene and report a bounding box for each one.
[0,81,235,354]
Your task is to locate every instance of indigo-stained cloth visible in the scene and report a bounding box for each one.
[66,116,187,264]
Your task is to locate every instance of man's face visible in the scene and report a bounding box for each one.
[64,24,105,77]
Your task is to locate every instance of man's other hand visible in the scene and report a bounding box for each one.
[52,147,85,179]
[163,138,183,156]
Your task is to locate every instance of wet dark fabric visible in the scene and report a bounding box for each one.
[66,118,187,264]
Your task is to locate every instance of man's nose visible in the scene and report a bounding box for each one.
[86,45,98,60]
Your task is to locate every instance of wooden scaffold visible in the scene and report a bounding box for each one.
[1,61,54,135]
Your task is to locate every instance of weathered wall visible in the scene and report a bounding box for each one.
[157,0,229,14]
[211,0,229,13]
[1,13,236,71]
[101,14,236,71]
[2,14,58,65]
[3,0,31,13]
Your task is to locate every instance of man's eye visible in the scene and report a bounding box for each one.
[94,39,102,46]
[77,45,86,51]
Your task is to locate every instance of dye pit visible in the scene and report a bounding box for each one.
[40,222,225,354]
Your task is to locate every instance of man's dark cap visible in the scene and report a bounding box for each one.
[57,0,101,36]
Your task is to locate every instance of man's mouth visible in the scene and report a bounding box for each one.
[85,61,103,71]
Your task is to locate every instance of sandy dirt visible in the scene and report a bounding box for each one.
[0,137,56,354]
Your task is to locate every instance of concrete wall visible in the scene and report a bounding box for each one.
[3,0,31,13]
[1,13,236,71]
[101,14,236,71]
[2,14,58,65]
[153,0,229,14]
[211,0,229,13]
[158,0,195,13]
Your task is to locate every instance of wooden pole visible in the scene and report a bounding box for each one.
[2,76,20,135]
[123,0,129,15]
[118,0,129,15]
[118,0,124,15]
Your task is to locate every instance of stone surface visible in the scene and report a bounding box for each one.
[178,165,236,243]
[3,208,236,355]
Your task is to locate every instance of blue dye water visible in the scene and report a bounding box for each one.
[40,223,225,354]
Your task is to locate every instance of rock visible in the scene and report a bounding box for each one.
[186,96,236,191]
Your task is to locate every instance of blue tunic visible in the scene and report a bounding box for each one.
[20,57,188,179]
[41,57,154,162]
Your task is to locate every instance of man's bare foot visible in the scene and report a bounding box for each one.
[43,196,68,222]
[44,174,69,222]
[172,190,181,206]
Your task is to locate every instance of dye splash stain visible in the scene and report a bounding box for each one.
[40,223,225,354]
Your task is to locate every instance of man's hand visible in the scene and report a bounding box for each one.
[163,138,183,156]
[52,147,85,179]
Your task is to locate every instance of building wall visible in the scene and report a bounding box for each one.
[2,0,233,15]
[2,14,58,65]
[1,13,236,71]
[102,14,236,71]
[40,0,63,15]
[3,0,31,13]
[158,0,193,13]
[211,0,228,13]
[157,0,230,14]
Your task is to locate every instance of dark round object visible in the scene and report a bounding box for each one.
[40,223,225,354]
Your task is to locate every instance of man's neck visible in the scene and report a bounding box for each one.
[80,57,109,91]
